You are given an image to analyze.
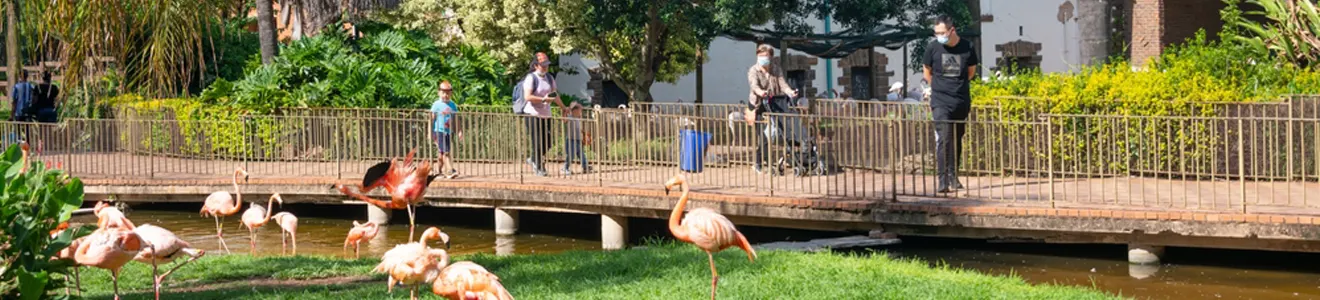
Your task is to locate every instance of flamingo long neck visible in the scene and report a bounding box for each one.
[229,171,243,214]
[667,181,691,242]
[262,197,276,222]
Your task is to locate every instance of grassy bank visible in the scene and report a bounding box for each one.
[72,244,1120,299]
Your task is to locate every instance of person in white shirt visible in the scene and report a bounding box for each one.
[521,52,566,176]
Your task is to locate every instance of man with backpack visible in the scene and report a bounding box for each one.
[512,52,565,176]
[9,70,33,122]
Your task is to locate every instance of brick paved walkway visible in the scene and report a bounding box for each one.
[46,152,1320,218]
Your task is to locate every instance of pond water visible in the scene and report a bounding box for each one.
[75,204,601,258]
[88,204,1320,299]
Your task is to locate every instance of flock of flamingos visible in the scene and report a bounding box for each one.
[27,143,758,300]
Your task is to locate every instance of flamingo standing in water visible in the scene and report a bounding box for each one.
[272,212,299,255]
[432,261,514,300]
[375,227,451,300]
[334,148,439,241]
[201,167,248,254]
[241,194,284,255]
[133,224,205,300]
[74,228,156,300]
[663,175,757,300]
[344,220,381,259]
[94,201,136,230]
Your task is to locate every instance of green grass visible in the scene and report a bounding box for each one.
[69,244,1121,299]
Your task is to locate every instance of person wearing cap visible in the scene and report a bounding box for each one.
[522,52,565,177]
[562,101,592,175]
[429,80,461,179]
[886,82,905,101]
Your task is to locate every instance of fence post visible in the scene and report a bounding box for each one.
[148,121,155,179]
[1046,115,1055,208]
[1239,118,1247,214]
[335,117,342,180]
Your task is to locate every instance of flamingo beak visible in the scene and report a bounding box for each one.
[445,241,451,250]
[664,186,671,195]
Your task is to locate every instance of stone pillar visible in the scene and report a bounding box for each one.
[601,215,629,250]
[494,208,519,235]
[367,205,391,225]
[1128,244,1164,265]
[495,235,516,256]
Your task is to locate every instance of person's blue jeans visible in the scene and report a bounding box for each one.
[564,139,589,171]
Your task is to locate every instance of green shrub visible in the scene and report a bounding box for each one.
[0,144,93,299]
[200,24,510,113]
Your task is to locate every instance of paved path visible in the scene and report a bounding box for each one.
[44,151,1320,217]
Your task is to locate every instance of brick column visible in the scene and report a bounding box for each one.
[1130,0,1165,67]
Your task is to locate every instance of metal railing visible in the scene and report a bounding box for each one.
[4,99,1319,213]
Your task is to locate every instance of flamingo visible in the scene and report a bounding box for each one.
[432,261,514,300]
[17,141,30,172]
[333,148,439,241]
[272,212,299,255]
[375,227,451,300]
[132,224,205,300]
[344,220,381,259]
[201,167,248,254]
[51,223,85,296]
[241,193,284,255]
[663,175,757,300]
[74,228,155,300]
[94,201,136,230]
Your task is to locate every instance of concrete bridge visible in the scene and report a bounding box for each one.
[11,100,1320,263]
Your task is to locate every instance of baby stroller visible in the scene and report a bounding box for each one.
[762,96,837,177]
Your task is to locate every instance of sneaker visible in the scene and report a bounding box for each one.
[526,157,535,167]
[561,167,574,175]
[753,164,764,174]
[937,185,952,193]
[951,179,964,190]
[445,169,459,179]
[535,168,548,177]
[582,166,593,174]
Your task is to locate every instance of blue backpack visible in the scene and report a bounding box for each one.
[512,72,554,114]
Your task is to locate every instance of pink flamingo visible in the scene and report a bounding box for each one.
[663,175,757,300]
[334,149,439,241]
[74,228,156,300]
[272,212,299,255]
[94,201,136,230]
[432,261,514,300]
[133,224,205,300]
[200,167,247,254]
[344,220,381,259]
[241,194,284,255]
[375,227,451,300]
[51,223,85,296]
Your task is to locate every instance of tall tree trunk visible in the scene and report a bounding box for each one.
[1077,0,1111,65]
[256,0,279,64]
[6,0,19,99]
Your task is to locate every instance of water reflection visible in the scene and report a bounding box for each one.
[69,209,600,258]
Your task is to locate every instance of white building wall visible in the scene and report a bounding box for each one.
[553,0,1083,105]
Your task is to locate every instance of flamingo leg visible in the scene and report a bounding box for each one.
[74,266,81,296]
[354,242,360,259]
[250,229,257,255]
[407,203,416,242]
[708,251,719,300]
[156,250,204,294]
[281,230,288,255]
[291,231,297,255]
[150,252,160,300]
[411,284,418,300]
[112,270,120,300]
[214,216,231,254]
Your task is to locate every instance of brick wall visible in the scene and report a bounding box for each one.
[1128,0,1227,67]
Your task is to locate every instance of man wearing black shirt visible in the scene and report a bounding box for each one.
[32,71,59,123]
[922,15,978,193]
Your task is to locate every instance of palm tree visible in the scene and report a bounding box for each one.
[257,0,279,64]
[18,0,241,98]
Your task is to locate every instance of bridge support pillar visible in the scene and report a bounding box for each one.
[601,215,629,250]
[367,205,391,225]
[1127,244,1164,265]
[495,208,519,235]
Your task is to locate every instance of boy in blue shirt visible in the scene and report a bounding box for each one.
[562,102,592,174]
[429,80,461,179]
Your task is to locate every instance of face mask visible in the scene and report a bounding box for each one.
[936,34,949,44]
[757,56,770,66]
